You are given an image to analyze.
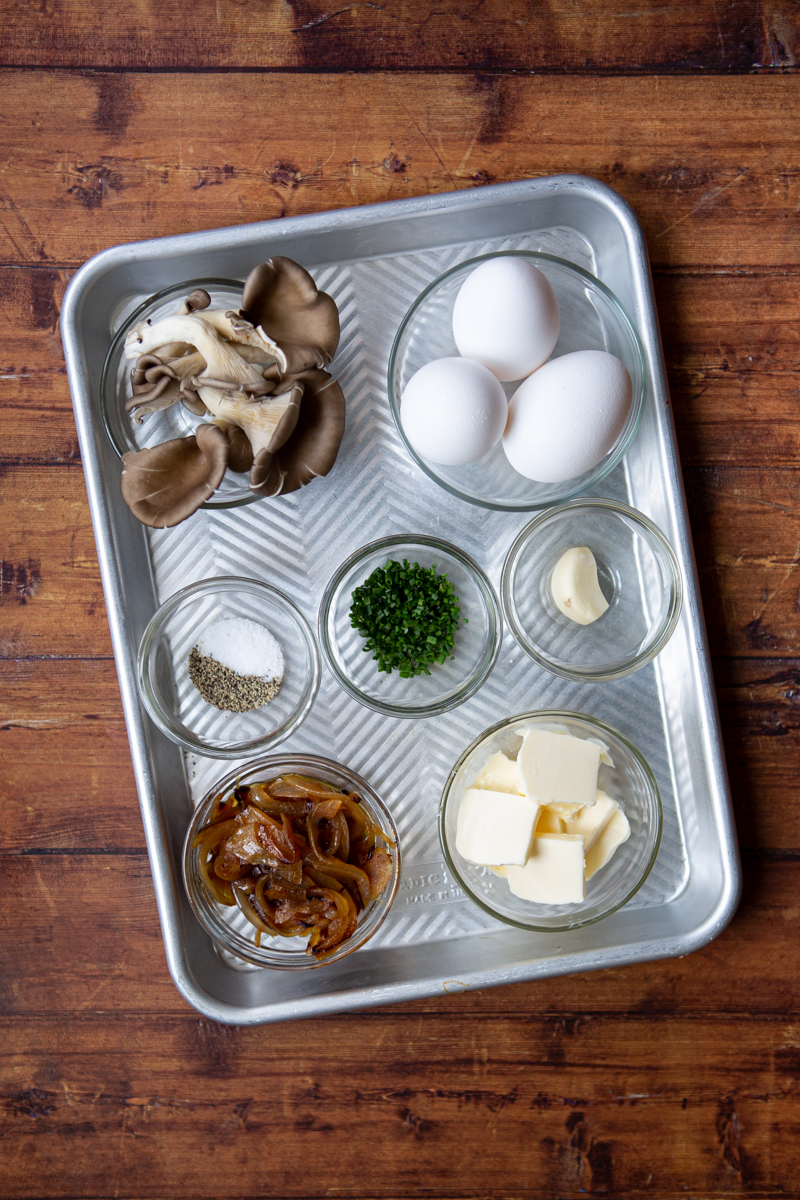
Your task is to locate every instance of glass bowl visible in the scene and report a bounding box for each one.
[439,710,662,932]
[183,753,401,969]
[137,577,320,758]
[388,250,646,511]
[319,534,502,718]
[501,498,682,682]
[101,276,262,510]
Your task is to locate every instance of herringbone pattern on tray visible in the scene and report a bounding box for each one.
[145,225,686,949]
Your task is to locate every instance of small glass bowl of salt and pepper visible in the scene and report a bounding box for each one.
[137,577,320,759]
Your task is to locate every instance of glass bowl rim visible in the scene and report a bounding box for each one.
[182,751,401,969]
[100,275,262,512]
[438,708,664,933]
[500,497,683,682]
[318,533,503,718]
[137,575,321,758]
[387,249,648,513]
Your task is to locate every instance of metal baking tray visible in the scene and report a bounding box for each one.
[62,175,741,1024]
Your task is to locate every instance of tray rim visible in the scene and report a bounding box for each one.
[61,173,742,1025]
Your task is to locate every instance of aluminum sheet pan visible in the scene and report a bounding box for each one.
[62,175,741,1024]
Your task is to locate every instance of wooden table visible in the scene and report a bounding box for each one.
[1,3,798,1195]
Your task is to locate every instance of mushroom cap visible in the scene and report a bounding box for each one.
[126,355,181,422]
[239,258,340,375]
[180,288,211,314]
[127,351,208,423]
[180,393,210,418]
[120,423,229,528]
[250,369,345,497]
[217,423,255,474]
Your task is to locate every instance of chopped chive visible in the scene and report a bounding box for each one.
[349,559,462,678]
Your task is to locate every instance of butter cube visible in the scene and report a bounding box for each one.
[473,751,522,794]
[518,728,600,808]
[535,807,565,835]
[542,801,585,820]
[455,788,540,867]
[585,807,631,880]
[506,834,586,904]
[564,790,618,852]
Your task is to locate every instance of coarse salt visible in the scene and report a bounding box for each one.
[196,618,284,680]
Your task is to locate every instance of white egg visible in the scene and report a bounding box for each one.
[452,257,560,382]
[503,350,633,483]
[401,357,508,466]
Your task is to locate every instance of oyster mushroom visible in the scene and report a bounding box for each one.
[127,314,303,456]
[127,351,208,423]
[250,369,345,497]
[206,382,303,463]
[216,423,255,474]
[120,423,230,528]
[178,288,211,315]
[125,313,266,389]
[199,309,286,370]
[119,259,345,527]
[238,257,340,375]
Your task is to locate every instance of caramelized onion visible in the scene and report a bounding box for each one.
[195,773,394,958]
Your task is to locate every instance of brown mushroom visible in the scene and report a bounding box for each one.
[180,392,210,417]
[127,350,209,423]
[238,258,340,375]
[214,422,255,474]
[119,260,346,527]
[197,309,285,369]
[249,369,345,497]
[179,288,211,315]
[120,423,230,528]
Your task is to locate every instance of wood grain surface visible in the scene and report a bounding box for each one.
[1,2,799,1196]
[0,0,795,72]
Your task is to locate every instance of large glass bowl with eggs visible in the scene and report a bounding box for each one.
[388,251,646,511]
[439,710,663,932]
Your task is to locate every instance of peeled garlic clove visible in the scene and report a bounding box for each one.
[550,546,609,626]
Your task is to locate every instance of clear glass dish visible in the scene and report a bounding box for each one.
[439,710,663,932]
[501,498,682,682]
[183,753,401,969]
[137,577,320,758]
[101,277,262,510]
[319,534,502,718]
[388,250,646,511]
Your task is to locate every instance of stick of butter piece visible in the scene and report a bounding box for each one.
[455,788,540,867]
[518,728,600,808]
[564,790,618,852]
[585,807,631,879]
[506,834,586,904]
[543,801,585,820]
[473,751,522,794]
[535,807,565,835]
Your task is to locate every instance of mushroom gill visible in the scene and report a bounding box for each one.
[198,309,286,371]
[125,314,266,392]
[120,423,230,528]
[201,381,303,461]
[249,369,345,497]
[238,258,340,375]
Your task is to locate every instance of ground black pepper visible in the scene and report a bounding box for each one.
[188,647,282,713]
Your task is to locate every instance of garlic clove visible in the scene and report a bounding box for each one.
[550,546,609,626]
